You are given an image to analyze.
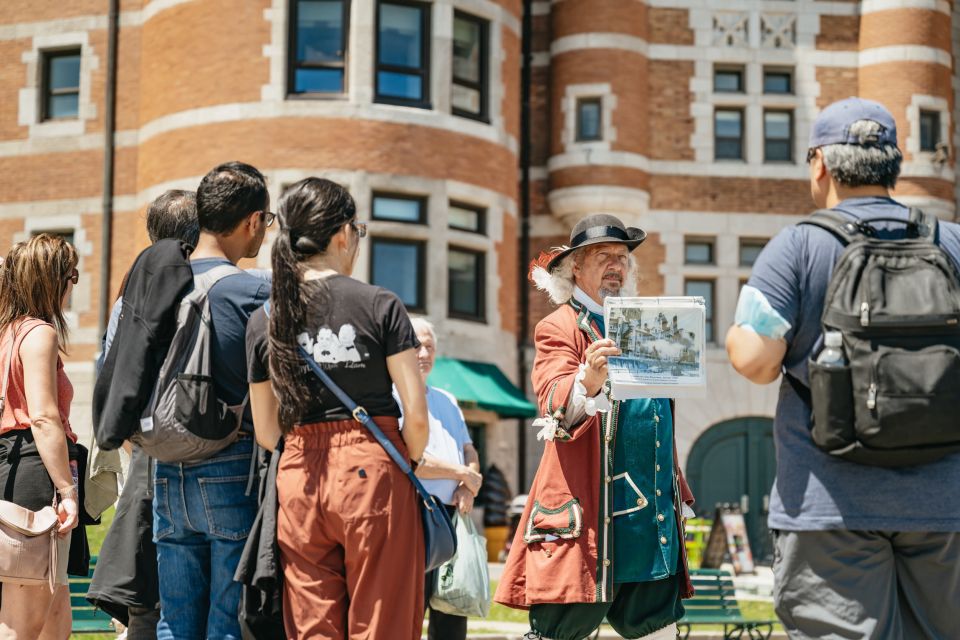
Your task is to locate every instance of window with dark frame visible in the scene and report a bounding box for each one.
[763,69,793,94]
[375,0,430,107]
[575,97,602,142]
[452,11,488,121]
[739,238,767,267]
[714,67,743,93]
[685,238,715,265]
[684,279,715,343]
[448,247,485,321]
[370,237,426,311]
[372,193,426,224]
[448,201,485,234]
[288,0,349,95]
[920,110,941,152]
[764,110,793,163]
[42,49,81,121]
[467,423,486,471]
[715,109,743,160]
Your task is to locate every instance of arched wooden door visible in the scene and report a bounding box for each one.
[685,417,776,563]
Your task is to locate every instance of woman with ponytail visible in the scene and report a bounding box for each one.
[245,177,429,639]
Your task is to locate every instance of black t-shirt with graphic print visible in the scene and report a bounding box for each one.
[245,274,419,423]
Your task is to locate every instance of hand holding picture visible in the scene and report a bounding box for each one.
[583,339,621,396]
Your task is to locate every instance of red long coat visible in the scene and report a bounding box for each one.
[494,300,695,608]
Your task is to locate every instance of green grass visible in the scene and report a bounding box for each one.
[69,507,115,639]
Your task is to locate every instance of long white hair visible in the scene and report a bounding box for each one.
[530,248,638,305]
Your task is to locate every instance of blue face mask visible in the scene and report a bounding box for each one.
[734,286,792,340]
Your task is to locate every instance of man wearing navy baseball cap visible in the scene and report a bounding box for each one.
[727,97,960,638]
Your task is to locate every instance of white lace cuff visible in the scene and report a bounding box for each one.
[571,363,611,416]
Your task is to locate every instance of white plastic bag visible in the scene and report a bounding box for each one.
[429,514,491,618]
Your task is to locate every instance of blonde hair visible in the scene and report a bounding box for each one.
[0,234,78,350]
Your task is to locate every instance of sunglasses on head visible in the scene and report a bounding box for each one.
[350,220,367,238]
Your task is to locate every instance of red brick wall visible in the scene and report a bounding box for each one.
[649,8,693,45]
[648,60,694,161]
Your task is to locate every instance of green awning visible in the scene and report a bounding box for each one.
[427,357,538,418]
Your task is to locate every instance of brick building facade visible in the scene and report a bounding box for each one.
[1,1,957,525]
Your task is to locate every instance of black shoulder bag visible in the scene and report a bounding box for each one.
[264,301,456,571]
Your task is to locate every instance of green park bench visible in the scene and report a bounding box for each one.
[70,555,115,634]
[676,568,775,640]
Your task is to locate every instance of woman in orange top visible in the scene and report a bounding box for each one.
[0,234,81,640]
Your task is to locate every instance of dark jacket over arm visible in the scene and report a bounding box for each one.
[92,239,194,449]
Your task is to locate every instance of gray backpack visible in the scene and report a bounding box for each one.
[131,264,248,463]
[801,208,960,467]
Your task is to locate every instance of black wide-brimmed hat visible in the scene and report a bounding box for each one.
[546,214,646,272]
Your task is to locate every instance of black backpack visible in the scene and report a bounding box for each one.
[801,207,960,467]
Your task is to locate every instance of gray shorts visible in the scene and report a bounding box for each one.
[772,529,960,639]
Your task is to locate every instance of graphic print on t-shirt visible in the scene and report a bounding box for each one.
[298,324,371,367]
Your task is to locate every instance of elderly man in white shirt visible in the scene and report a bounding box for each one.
[402,317,481,640]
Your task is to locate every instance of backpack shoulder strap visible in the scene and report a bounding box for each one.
[192,264,244,295]
[907,207,938,244]
[797,209,861,246]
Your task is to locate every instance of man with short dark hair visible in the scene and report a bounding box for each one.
[154,162,272,640]
[727,98,960,638]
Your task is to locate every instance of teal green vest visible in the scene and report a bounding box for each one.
[591,311,679,583]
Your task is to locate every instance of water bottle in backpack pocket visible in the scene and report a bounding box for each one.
[803,208,960,467]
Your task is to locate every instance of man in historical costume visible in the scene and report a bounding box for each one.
[494,214,696,640]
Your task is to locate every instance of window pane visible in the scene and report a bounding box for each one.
[373,196,422,222]
[449,249,482,318]
[920,111,940,152]
[763,71,792,94]
[449,203,482,232]
[49,54,80,91]
[379,3,422,68]
[715,110,742,137]
[452,85,481,114]
[765,140,792,162]
[739,240,766,267]
[372,241,421,308]
[577,99,602,141]
[453,16,481,83]
[714,69,742,93]
[684,280,714,342]
[764,112,791,139]
[294,68,344,93]
[716,139,741,160]
[48,93,79,119]
[685,241,713,264]
[377,71,422,100]
[296,1,344,63]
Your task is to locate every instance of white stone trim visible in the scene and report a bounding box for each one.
[859,45,953,68]
[531,1,552,17]
[685,5,820,170]
[860,0,951,16]
[548,186,650,228]
[551,33,648,57]
[0,13,143,41]
[141,0,196,23]
[0,129,138,158]
[18,31,98,139]
[561,83,617,153]
[647,0,857,15]
[548,148,811,179]
[529,213,568,238]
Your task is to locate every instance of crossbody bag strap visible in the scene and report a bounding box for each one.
[0,325,18,417]
[262,301,435,509]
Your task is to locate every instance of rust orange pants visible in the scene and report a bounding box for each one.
[276,418,425,639]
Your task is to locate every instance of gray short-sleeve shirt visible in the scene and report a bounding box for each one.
[748,196,960,532]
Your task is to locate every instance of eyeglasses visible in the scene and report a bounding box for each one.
[259,211,277,227]
[351,221,367,238]
[64,268,79,285]
[806,147,819,164]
